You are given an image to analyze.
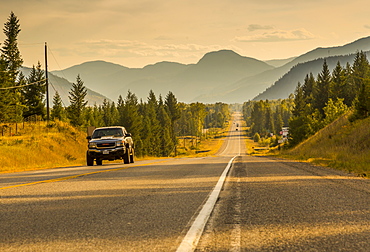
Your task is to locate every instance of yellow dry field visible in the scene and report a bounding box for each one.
[0,122,229,173]
[0,121,87,173]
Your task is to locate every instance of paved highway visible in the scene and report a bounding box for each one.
[1,113,369,251]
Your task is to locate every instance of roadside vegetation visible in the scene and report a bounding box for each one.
[281,112,370,177]
[0,119,228,173]
[243,51,370,177]
[0,120,87,173]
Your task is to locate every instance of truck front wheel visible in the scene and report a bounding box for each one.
[87,152,94,166]
[123,147,130,164]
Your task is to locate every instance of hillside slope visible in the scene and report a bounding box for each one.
[283,113,370,177]
[254,52,369,100]
[21,67,109,106]
[198,36,370,102]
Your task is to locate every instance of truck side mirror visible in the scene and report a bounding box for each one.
[86,136,92,140]
[126,133,132,137]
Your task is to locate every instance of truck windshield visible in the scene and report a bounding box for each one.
[92,128,123,138]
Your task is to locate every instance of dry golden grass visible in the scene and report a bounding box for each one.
[0,121,229,173]
[280,113,370,177]
[176,128,228,158]
[0,121,87,173]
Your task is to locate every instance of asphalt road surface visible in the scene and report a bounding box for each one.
[1,113,369,251]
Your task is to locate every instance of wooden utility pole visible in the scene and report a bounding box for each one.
[45,42,50,123]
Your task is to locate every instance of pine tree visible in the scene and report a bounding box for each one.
[22,62,46,118]
[119,91,143,156]
[51,91,65,121]
[352,51,369,92]
[293,82,307,117]
[0,55,12,122]
[142,90,161,156]
[302,73,315,105]
[67,75,87,127]
[274,106,284,135]
[157,99,173,156]
[164,91,180,153]
[342,62,356,106]
[0,12,23,122]
[1,11,23,83]
[313,59,331,117]
[352,51,370,119]
[330,61,346,100]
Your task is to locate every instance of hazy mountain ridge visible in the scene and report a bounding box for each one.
[254,52,370,100]
[198,36,370,102]
[21,67,109,106]
[52,50,274,102]
[50,36,370,103]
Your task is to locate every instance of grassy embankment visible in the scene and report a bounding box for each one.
[0,121,228,173]
[0,120,87,173]
[280,113,370,177]
[243,112,370,177]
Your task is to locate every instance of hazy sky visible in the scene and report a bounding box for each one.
[1,0,369,70]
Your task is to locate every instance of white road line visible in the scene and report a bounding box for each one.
[176,155,237,252]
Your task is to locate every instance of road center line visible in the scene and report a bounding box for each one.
[0,160,169,190]
[176,155,237,252]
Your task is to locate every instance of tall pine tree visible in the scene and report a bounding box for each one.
[313,59,331,117]
[22,62,46,118]
[0,12,23,122]
[67,75,87,127]
[51,91,65,121]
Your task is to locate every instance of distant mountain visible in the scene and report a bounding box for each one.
[21,67,109,106]
[265,57,296,68]
[254,52,370,101]
[197,36,370,103]
[51,36,370,103]
[52,50,273,102]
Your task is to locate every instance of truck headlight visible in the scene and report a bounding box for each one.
[89,142,97,148]
[116,141,124,147]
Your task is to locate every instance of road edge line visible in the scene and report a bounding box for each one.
[176,155,237,252]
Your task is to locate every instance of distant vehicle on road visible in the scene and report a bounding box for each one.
[86,126,134,166]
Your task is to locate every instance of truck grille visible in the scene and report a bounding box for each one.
[97,142,115,148]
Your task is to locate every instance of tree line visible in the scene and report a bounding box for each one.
[242,98,293,137]
[0,12,230,157]
[243,51,370,147]
[52,76,229,157]
[289,51,370,145]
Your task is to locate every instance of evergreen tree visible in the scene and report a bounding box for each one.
[67,75,87,127]
[313,59,331,117]
[119,91,143,156]
[142,90,161,156]
[352,51,370,119]
[0,55,12,122]
[274,106,284,134]
[0,12,23,122]
[264,101,274,134]
[352,51,369,92]
[302,73,315,105]
[51,91,65,121]
[165,91,180,152]
[157,100,173,156]
[292,82,307,117]
[342,62,356,106]
[1,11,23,83]
[330,61,346,100]
[250,101,266,134]
[22,62,46,118]
[101,99,118,126]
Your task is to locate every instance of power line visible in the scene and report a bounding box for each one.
[0,79,46,90]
